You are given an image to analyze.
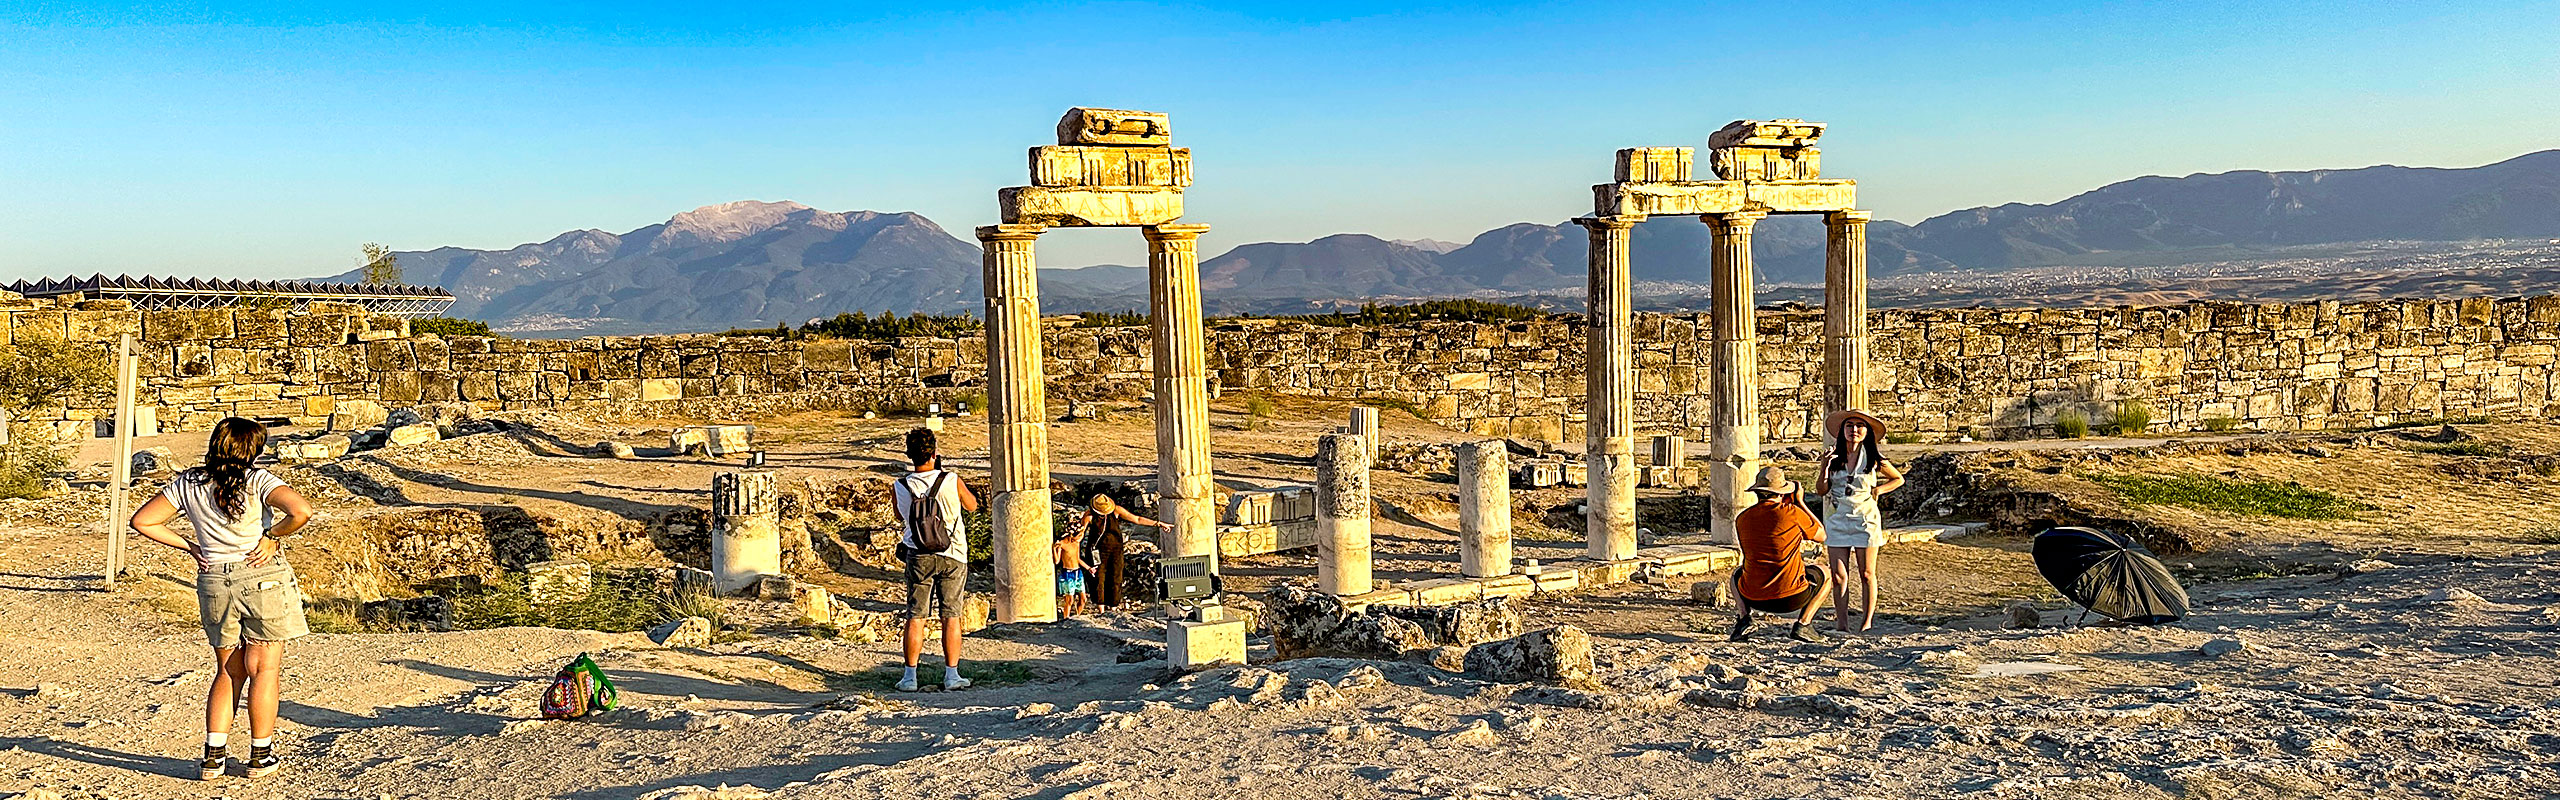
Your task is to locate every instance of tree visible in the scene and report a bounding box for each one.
[0,332,113,415]
[361,242,402,285]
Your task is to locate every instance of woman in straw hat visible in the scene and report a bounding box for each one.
[1814,409,1903,632]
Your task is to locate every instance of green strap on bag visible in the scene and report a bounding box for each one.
[573,653,619,712]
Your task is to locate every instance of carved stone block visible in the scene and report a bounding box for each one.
[1711,146,1822,181]
[998,186,1185,227]
[1707,119,1825,149]
[1613,147,1693,183]
[1029,146,1192,188]
[1056,107,1171,146]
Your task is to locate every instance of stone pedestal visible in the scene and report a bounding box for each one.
[1824,210,1872,418]
[711,470,781,595]
[1167,617,1248,669]
[1147,224,1218,564]
[1705,211,1767,544]
[1315,432,1372,595]
[1456,439,1513,578]
[979,224,1057,623]
[1576,215,1640,561]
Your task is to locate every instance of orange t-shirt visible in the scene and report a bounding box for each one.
[1735,494,1819,602]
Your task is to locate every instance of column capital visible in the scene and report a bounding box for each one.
[1573,215,1644,230]
[1826,209,1874,225]
[976,224,1046,242]
[1144,223,1212,241]
[1703,209,1769,230]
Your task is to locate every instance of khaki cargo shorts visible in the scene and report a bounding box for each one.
[903,554,967,621]
[197,560,310,649]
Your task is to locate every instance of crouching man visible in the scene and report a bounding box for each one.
[1730,466,1831,642]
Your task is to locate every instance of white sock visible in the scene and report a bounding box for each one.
[205,732,226,749]
[901,666,918,682]
[250,737,272,749]
[944,666,963,681]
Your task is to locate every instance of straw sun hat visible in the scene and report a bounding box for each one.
[1824,409,1888,442]
[1745,465,1797,496]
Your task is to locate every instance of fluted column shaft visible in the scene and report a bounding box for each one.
[1706,211,1767,544]
[1145,223,1218,564]
[1824,211,1873,419]
[1577,215,1640,561]
[978,224,1055,623]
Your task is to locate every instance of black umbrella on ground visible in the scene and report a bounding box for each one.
[2031,527,2189,625]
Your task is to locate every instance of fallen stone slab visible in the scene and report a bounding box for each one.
[1463,625,1593,687]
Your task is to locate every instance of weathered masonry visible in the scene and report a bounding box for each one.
[7,293,2555,449]
[1580,119,1868,549]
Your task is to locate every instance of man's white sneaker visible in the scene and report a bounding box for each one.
[895,675,920,692]
[943,675,972,691]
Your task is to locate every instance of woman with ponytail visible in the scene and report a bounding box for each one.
[129,417,316,781]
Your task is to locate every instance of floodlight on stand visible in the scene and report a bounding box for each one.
[747,451,766,468]
[1156,553,1225,621]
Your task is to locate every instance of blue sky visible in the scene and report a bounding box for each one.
[3,1,2555,280]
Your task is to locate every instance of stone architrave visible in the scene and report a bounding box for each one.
[1705,210,1767,544]
[979,223,1057,624]
[1576,215,1640,561]
[1315,433,1372,595]
[1146,223,1218,564]
[1825,210,1873,417]
[711,470,780,595]
[1455,439,1513,578]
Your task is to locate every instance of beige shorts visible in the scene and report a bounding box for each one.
[197,560,309,649]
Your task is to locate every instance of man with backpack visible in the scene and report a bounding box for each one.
[893,427,979,692]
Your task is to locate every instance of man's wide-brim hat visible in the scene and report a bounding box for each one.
[1825,409,1888,441]
[1746,466,1797,495]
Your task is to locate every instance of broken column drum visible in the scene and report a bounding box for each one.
[710,470,780,595]
[1347,406,1380,462]
[983,107,1210,620]
[1582,120,1869,545]
[1455,439,1513,578]
[1315,432,1373,595]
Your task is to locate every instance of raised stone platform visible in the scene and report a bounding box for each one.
[1333,524,1977,611]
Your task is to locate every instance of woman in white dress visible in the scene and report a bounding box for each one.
[1814,410,1903,633]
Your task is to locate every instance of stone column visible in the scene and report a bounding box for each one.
[1576,215,1640,561]
[978,224,1056,623]
[1824,210,1873,419]
[1315,433,1372,595]
[1347,406,1380,461]
[1455,439,1513,578]
[710,470,780,595]
[1705,210,1768,544]
[1145,223,1218,564]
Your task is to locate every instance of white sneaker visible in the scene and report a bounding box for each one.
[943,674,972,691]
[895,675,920,692]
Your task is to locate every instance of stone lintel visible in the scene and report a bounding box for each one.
[1592,180,1856,217]
[1745,181,1857,213]
[1029,145,1191,188]
[999,186,1185,227]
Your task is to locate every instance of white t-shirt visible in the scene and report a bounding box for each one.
[160,469,288,565]
[891,469,967,563]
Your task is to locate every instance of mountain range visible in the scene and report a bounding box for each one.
[323,150,2560,333]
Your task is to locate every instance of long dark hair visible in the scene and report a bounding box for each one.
[186,417,267,521]
[1829,427,1883,476]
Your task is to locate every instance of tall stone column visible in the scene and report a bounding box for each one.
[1705,211,1768,544]
[1824,210,1873,419]
[1455,439,1512,578]
[1315,433,1372,595]
[711,470,780,595]
[1145,223,1218,564]
[1576,215,1640,561]
[978,224,1056,623]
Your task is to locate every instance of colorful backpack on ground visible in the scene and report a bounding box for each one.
[540,653,619,720]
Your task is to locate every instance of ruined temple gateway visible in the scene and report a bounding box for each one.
[980,108,1212,624]
[1580,120,1869,551]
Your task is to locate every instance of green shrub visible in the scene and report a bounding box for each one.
[2088,473,2369,520]
[2053,410,2089,439]
[801,311,981,341]
[1074,310,1147,328]
[2203,415,2242,432]
[1245,396,1277,419]
[1885,432,1922,445]
[448,569,672,633]
[0,332,114,414]
[410,317,495,338]
[2413,441,2505,457]
[0,426,65,500]
[2112,401,2152,436]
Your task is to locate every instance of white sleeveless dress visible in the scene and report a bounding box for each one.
[1822,455,1886,549]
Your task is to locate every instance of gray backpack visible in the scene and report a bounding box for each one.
[899,472,955,556]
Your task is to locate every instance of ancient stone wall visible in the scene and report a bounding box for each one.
[7,293,2555,444]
